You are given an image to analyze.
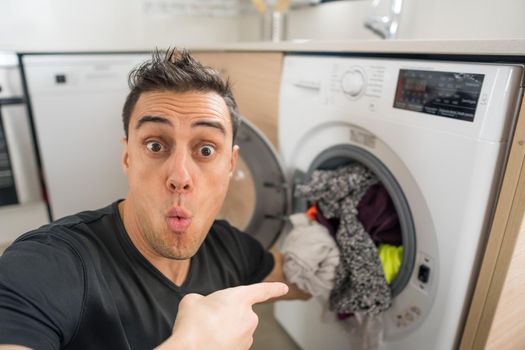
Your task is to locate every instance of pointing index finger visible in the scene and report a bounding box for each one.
[238,282,289,305]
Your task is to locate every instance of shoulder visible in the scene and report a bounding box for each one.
[206,220,262,250]
[0,202,121,348]
[209,220,241,237]
[2,225,86,295]
[0,202,120,316]
[0,227,86,348]
[15,202,121,253]
[44,201,117,232]
[1,201,122,292]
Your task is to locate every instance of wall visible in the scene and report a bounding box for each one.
[239,0,525,42]
[0,0,241,51]
[399,0,525,39]
[2,0,524,51]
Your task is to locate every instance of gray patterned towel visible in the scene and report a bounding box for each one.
[295,163,392,315]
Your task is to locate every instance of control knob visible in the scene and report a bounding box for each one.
[341,69,366,98]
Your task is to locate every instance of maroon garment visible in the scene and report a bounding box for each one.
[315,206,339,238]
[357,183,402,246]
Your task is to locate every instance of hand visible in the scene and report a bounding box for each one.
[157,282,289,350]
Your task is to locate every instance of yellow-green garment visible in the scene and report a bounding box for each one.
[378,244,403,284]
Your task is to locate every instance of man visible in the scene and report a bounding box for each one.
[0,49,307,349]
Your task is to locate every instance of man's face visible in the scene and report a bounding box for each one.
[122,90,238,260]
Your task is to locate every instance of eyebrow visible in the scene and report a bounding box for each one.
[135,115,226,135]
[191,120,226,135]
[135,115,172,130]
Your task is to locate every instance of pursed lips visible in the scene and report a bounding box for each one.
[166,207,192,233]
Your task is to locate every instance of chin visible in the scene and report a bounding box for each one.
[170,242,201,259]
[157,249,194,260]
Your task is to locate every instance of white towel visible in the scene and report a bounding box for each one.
[345,313,385,350]
[282,213,340,298]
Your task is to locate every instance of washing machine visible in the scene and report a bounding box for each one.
[259,54,523,349]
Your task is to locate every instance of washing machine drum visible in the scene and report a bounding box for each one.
[300,144,416,297]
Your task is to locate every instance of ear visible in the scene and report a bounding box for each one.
[121,137,130,175]
[230,145,239,177]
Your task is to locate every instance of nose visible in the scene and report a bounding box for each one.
[166,148,193,194]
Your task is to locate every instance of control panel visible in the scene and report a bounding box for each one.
[393,69,485,122]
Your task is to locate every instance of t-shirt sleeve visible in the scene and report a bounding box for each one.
[215,221,275,285]
[0,233,84,349]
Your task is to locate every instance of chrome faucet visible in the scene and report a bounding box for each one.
[364,0,403,39]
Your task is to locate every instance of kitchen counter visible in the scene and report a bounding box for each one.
[186,39,525,58]
[14,39,525,59]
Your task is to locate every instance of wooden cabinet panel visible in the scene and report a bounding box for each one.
[486,216,525,349]
[190,51,283,233]
[191,51,283,149]
[460,95,525,350]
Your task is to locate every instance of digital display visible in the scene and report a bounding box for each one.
[393,69,485,122]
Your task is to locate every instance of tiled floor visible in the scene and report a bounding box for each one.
[252,303,301,350]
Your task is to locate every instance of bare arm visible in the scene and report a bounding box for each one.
[263,249,311,301]
[0,346,31,350]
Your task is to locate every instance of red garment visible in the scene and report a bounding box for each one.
[306,205,318,221]
[306,204,338,237]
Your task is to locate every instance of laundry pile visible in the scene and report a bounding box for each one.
[282,213,340,298]
[281,163,404,349]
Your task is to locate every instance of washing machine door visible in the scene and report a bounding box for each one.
[217,118,288,249]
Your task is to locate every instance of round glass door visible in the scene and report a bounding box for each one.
[216,118,288,249]
[218,158,256,230]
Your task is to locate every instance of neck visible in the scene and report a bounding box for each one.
[118,199,190,286]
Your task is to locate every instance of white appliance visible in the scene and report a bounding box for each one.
[0,52,48,250]
[21,53,150,220]
[273,55,524,349]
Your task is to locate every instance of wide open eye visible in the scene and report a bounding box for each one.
[198,144,215,157]
[145,140,164,153]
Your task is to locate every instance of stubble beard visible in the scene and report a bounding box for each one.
[144,227,199,260]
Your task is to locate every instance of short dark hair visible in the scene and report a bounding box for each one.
[122,48,241,143]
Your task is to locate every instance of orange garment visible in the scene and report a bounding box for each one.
[306,205,318,221]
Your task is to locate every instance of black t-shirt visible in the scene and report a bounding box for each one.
[0,201,274,349]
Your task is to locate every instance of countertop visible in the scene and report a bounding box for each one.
[11,39,525,60]
[186,39,525,58]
